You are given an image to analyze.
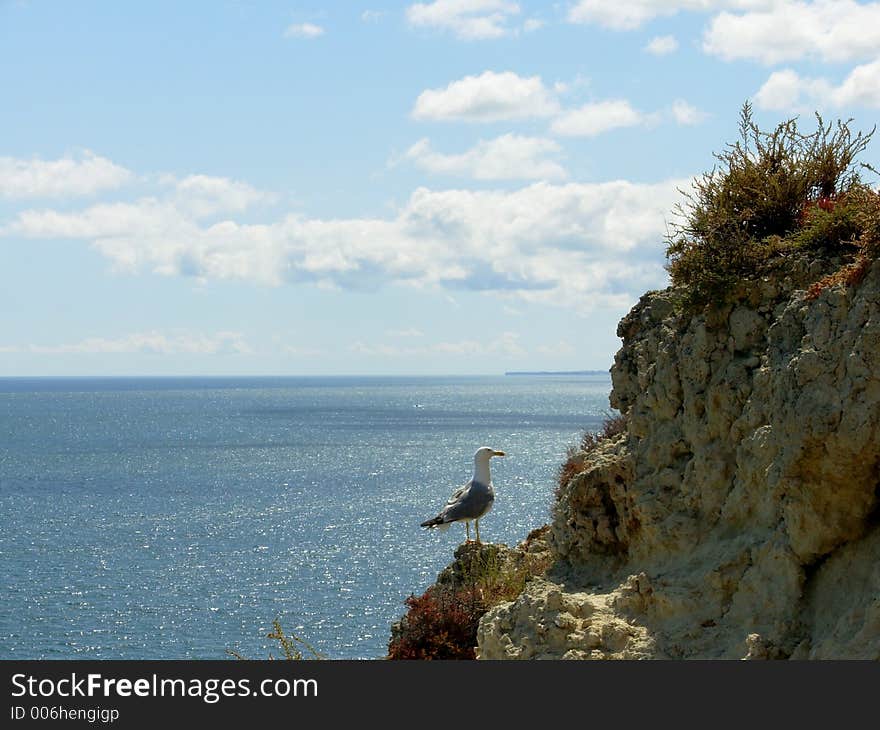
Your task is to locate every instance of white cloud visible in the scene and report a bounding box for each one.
[568,0,772,30]
[832,58,880,107]
[670,99,708,125]
[168,174,275,218]
[704,1,880,64]
[755,60,880,110]
[2,331,251,355]
[284,22,325,39]
[568,0,653,29]
[404,134,567,180]
[4,174,686,312]
[645,34,679,55]
[754,68,831,110]
[361,10,385,22]
[550,96,695,136]
[550,99,644,137]
[406,0,521,40]
[0,151,131,199]
[523,18,546,31]
[411,70,560,121]
[567,0,717,30]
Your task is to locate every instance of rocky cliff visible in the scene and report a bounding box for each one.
[478,256,880,659]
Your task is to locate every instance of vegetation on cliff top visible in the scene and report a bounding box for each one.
[666,102,879,306]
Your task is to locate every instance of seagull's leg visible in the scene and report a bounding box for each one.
[465,521,471,542]
[475,520,481,545]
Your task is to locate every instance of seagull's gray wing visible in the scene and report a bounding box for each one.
[438,479,494,523]
[421,478,494,528]
[444,483,468,507]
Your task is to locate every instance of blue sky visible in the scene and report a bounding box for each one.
[1,0,878,376]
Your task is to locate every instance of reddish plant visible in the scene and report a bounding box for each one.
[387,585,486,660]
[806,254,871,300]
[799,194,841,226]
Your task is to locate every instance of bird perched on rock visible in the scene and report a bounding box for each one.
[420,446,505,544]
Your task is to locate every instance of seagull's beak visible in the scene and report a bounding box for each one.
[492,450,506,457]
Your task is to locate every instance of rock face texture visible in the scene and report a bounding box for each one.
[478,260,880,659]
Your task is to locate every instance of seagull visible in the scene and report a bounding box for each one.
[420,446,505,544]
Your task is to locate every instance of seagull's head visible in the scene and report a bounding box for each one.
[474,446,505,463]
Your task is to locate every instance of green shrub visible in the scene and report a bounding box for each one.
[790,193,864,252]
[852,185,880,255]
[667,102,876,306]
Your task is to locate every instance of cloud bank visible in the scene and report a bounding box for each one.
[3,155,685,312]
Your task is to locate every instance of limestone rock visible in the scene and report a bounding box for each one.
[478,259,880,660]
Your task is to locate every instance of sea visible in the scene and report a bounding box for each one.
[0,374,612,659]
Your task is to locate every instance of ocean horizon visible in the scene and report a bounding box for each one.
[1,373,612,659]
